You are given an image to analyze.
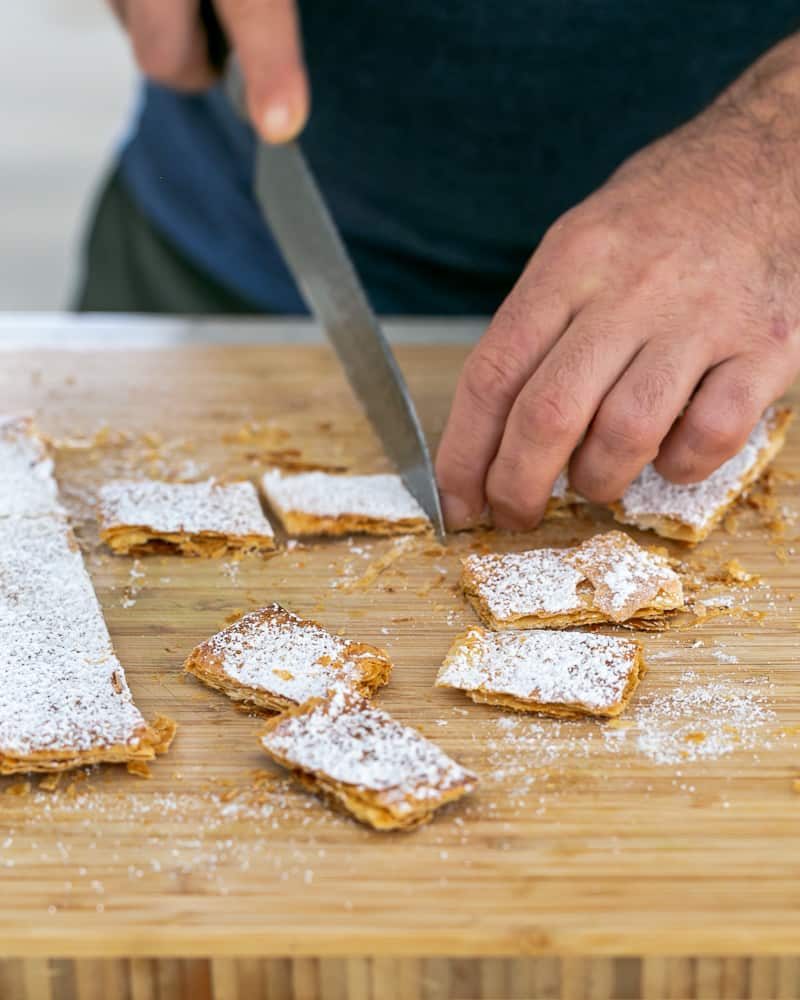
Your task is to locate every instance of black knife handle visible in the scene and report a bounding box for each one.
[199,0,229,72]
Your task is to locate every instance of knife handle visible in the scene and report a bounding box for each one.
[199,0,229,72]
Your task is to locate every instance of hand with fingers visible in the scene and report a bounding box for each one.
[107,0,308,144]
[436,36,800,533]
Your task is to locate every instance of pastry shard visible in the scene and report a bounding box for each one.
[461,530,683,629]
[184,604,391,713]
[610,407,792,543]
[260,468,430,537]
[260,690,477,830]
[98,478,275,556]
[0,414,62,518]
[437,627,644,719]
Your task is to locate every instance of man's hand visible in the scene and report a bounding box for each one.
[108,0,308,143]
[436,35,800,531]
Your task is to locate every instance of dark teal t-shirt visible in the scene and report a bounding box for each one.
[119,2,799,314]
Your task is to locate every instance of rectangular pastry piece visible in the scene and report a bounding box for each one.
[184,603,392,712]
[610,406,792,543]
[261,468,430,537]
[0,414,62,518]
[461,529,683,629]
[0,513,175,774]
[437,627,644,719]
[97,477,275,556]
[260,689,477,830]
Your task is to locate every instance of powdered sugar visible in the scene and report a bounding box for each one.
[261,469,428,524]
[201,605,379,705]
[627,671,776,764]
[463,531,682,624]
[98,478,274,539]
[438,628,639,712]
[261,688,476,807]
[571,531,682,621]
[0,415,62,518]
[463,549,585,620]
[0,418,150,760]
[618,411,774,529]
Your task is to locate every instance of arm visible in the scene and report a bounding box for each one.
[436,33,800,530]
[108,0,308,144]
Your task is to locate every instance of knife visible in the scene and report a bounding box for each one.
[222,59,445,539]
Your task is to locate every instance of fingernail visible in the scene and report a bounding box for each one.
[440,492,477,532]
[262,101,300,144]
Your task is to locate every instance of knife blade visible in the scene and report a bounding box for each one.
[223,62,445,539]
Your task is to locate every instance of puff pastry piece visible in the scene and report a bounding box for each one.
[98,478,275,556]
[461,530,683,629]
[0,414,62,518]
[0,512,174,774]
[610,407,792,543]
[437,626,644,719]
[260,689,477,830]
[184,604,391,713]
[260,468,430,537]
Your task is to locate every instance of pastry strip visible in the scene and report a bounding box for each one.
[184,604,391,712]
[0,420,174,773]
[98,478,275,556]
[437,627,644,719]
[609,407,792,543]
[260,690,477,830]
[461,530,683,629]
[261,468,430,537]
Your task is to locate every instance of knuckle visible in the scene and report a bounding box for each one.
[629,364,677,417]
[683,409,747,460]
[593,407,657,462]
[563,221,619,263]
[133,37,185,83]
[435,444,476,495]
[462,345,524,412]
[519,390,581,441]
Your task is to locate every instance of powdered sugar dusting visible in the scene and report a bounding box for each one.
[261,689,476,809]
[438,628,639,712]
[0,419,149,758]
[619,411,774,528]
[463,531,682,624]
[201,605,380,704]
[98,478,274,539]
[571,531,682,621]
[627,672,776,764]
[0,415,62,518]
[261,469,428,523]
[463,549,584,620]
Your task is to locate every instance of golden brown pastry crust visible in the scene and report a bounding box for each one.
[0,715,176,776]
[274,510,430,538]
[100,525,275,557]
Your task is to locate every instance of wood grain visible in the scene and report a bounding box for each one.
[1,345,799,974]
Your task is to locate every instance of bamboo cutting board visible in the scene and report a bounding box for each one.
[1,333,800,982]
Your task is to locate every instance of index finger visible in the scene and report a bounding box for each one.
[216,0,309,143]
[435,283,570,530]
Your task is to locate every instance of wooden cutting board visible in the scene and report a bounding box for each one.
[1,338,800,988]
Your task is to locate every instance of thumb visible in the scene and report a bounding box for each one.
[216,0,309,144]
